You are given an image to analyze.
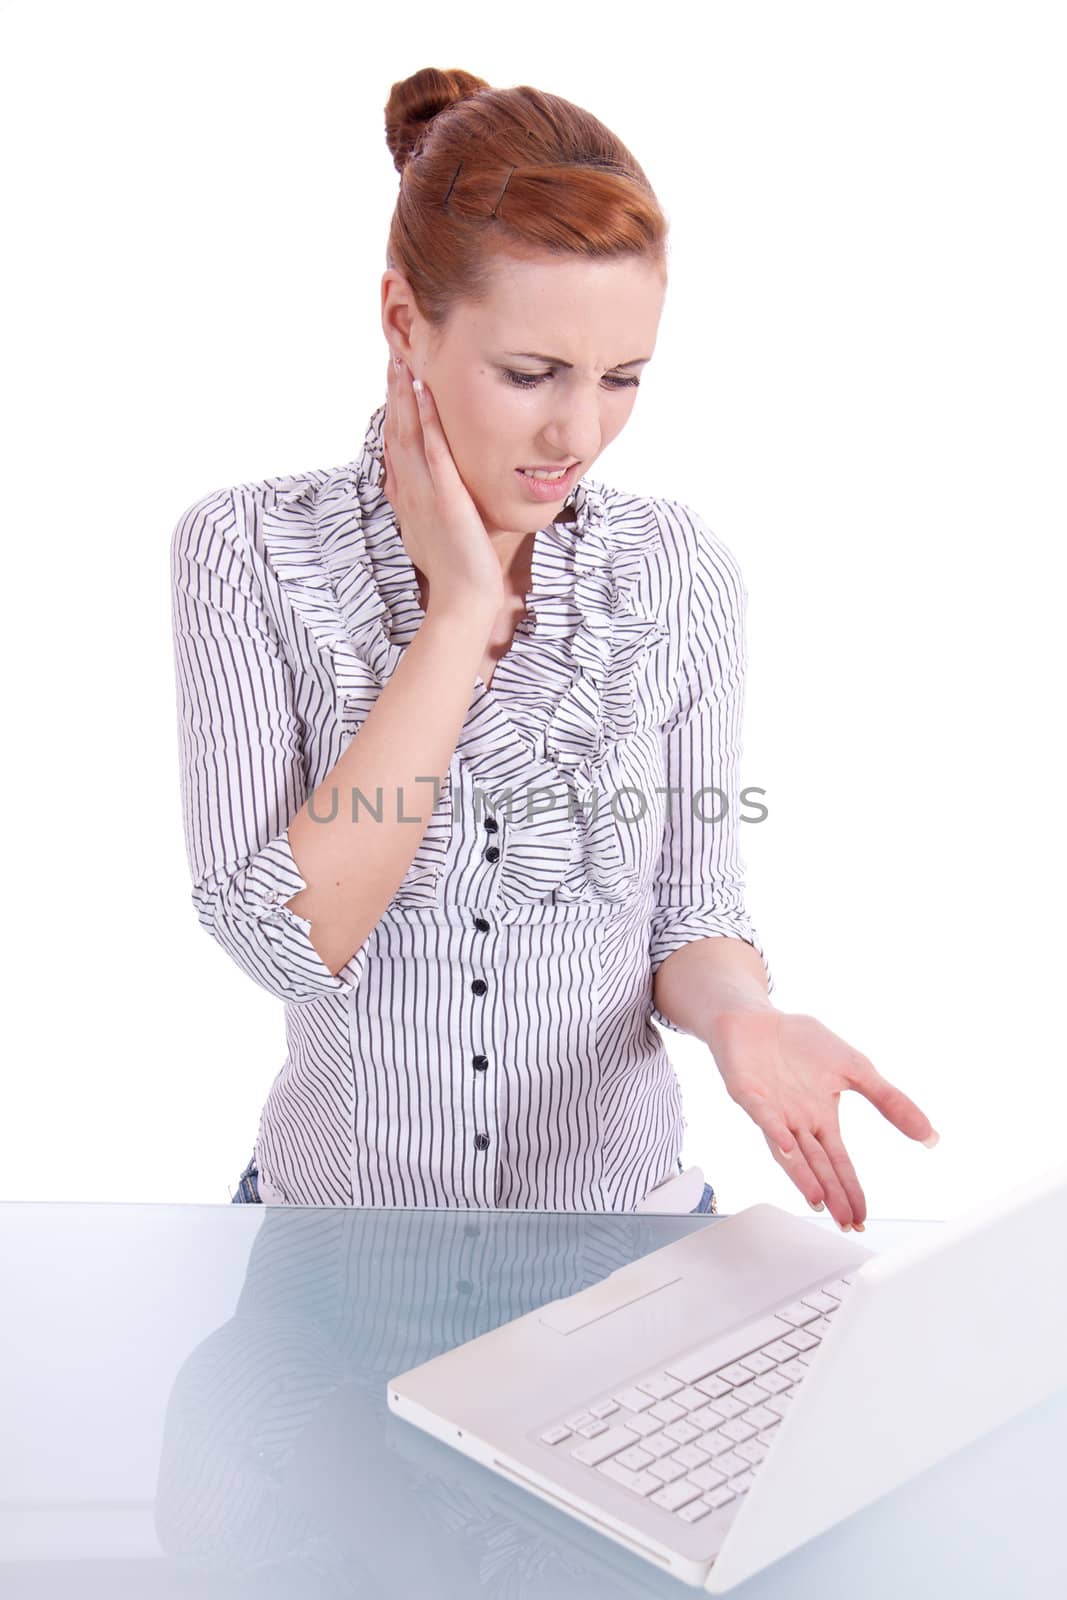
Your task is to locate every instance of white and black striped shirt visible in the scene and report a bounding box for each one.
[170,401,773,1209]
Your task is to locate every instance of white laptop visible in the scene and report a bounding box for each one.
[387,1159,1067,1591]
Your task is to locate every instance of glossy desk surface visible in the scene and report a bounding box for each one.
[1,1202,1063,1598]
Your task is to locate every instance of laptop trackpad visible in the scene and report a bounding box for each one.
[537,1272,686,1335]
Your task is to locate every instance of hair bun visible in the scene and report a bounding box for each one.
[384,67,490,174]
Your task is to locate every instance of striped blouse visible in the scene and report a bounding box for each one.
[170,400,773,1211]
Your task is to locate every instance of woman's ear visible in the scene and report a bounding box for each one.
[380,268,420,368]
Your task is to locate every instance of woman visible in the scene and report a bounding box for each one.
[171,68,937,1218]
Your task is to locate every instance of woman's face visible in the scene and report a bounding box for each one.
[382,251,667,538]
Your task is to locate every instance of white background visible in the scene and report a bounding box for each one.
[1,0,1063,1220]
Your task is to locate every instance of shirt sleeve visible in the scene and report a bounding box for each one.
[170,485,368,1004]
[647,502,774,1034]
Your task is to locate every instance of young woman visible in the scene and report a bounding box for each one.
[171,68,937,1216]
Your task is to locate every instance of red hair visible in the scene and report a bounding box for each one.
[383,68,669,329]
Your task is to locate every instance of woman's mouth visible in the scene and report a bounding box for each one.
[514,461,580,501]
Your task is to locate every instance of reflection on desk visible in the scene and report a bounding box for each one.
[0,1203,1064,1598]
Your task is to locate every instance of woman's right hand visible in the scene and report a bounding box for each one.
[381,354,506,618]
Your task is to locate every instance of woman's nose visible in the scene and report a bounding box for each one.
[539,398,603,464]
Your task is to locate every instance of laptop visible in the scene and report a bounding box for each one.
[387,1158,1067,1590]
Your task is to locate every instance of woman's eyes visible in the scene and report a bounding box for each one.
[501,368,641,391]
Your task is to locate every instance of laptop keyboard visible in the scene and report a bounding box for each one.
[536,1274,854,1525]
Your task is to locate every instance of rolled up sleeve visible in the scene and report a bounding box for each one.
[648,503,774,1033]
[171,487,367,1003]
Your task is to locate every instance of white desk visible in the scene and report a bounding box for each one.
[1,1203,1063,1596]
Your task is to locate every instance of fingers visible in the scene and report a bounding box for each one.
[386,352,418,448]
[409,372,445,464]
[771,1135,860,1232]
[753,1109,827,1214]
[403,367,451,491]
[761,1106,865,1230]
[810,1122,866,1226]
[853,1056,938,1145]
[797,1128,863,1230]
[384,353,436,499]
[765,1132,824,1212]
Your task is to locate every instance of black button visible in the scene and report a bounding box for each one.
[484,846,500,863]
[471,978,488,996]
[457,1279,473,1295]
[472,1053,489,1071]
[484,816,499,833]
[474,1133,490,1151]
[473,917,490,933]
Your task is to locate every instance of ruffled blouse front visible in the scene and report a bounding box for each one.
[172,400,774,1207]
[258,401,673,913]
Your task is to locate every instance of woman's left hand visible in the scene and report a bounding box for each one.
[706,1008,939,1232]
